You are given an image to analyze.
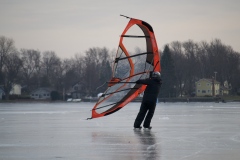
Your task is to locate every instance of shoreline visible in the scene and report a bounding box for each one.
[1,96,240,103]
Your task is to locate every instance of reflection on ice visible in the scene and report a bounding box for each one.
[134,130,160,160]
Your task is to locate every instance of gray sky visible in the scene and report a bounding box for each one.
[1,0,240,58]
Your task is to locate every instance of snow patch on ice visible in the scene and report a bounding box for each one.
[159,116,170,120]
[231,134,240,142]
[147,143,158,152]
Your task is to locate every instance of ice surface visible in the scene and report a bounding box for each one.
[0,102,240,160]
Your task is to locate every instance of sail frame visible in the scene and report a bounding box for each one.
[89,17,161,119]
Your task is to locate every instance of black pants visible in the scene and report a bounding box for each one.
[134,101,156,128]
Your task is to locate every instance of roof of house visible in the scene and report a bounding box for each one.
[220,86,231,91]
[31,88,53,94]
[195,78,220,84]
[71,81,84,87]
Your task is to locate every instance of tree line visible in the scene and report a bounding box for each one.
[160,39,240,98]
[1,35,240,100]
[0,35,112,100]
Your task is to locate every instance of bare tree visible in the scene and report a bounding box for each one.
[170,41,187,97]
[41,51,61,87]
[0,36,16,70]
[2,52,22,99]
[182,40,200,95]
[197,41,210,78]
[73,54,85,80]
[82,47,112,96]
[225,49,240,93]
[54,58,76,99]
[20,49,41,92]
[0,36,16,85]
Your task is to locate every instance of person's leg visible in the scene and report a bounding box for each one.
[143,103,156,128]
[134,102,148,128]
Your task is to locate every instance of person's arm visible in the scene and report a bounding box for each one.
[136,78,152,85]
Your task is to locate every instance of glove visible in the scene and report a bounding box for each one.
[136,80,141,84]
[159,79,162,86]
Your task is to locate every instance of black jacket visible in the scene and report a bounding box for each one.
[136,78,162,103]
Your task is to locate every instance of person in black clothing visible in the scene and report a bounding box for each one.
[134,71,162,130]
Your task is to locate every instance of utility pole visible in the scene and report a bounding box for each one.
[213,71,217,97]
[212,76,215,97]
[214,71,217,80]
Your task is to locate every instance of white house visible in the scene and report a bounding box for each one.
[69,82,84,99]
[30,88,52,100]
[0,84,21,100]
[10,84,22,95]
[220,80,231,95]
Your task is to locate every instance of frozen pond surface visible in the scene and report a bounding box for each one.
[0,102,240,160]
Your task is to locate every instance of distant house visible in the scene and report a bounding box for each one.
[195,78,220,97]
[30,88,52,100]
[0,84,21,100]
[10,84,21,95]
[69,82,85,99]
[220,80,231,95]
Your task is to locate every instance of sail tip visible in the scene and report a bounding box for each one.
[120,14,131,19]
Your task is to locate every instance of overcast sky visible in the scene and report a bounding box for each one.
[1,0,240,58]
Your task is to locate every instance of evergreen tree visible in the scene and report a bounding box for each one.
[159,45,176,98]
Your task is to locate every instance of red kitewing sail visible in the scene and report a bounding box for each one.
[89,15,161,119]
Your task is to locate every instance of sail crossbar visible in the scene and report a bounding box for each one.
[121,35,150,38]
[92,101,123,111]
[115,52,153,62]
[101,87,138,97]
